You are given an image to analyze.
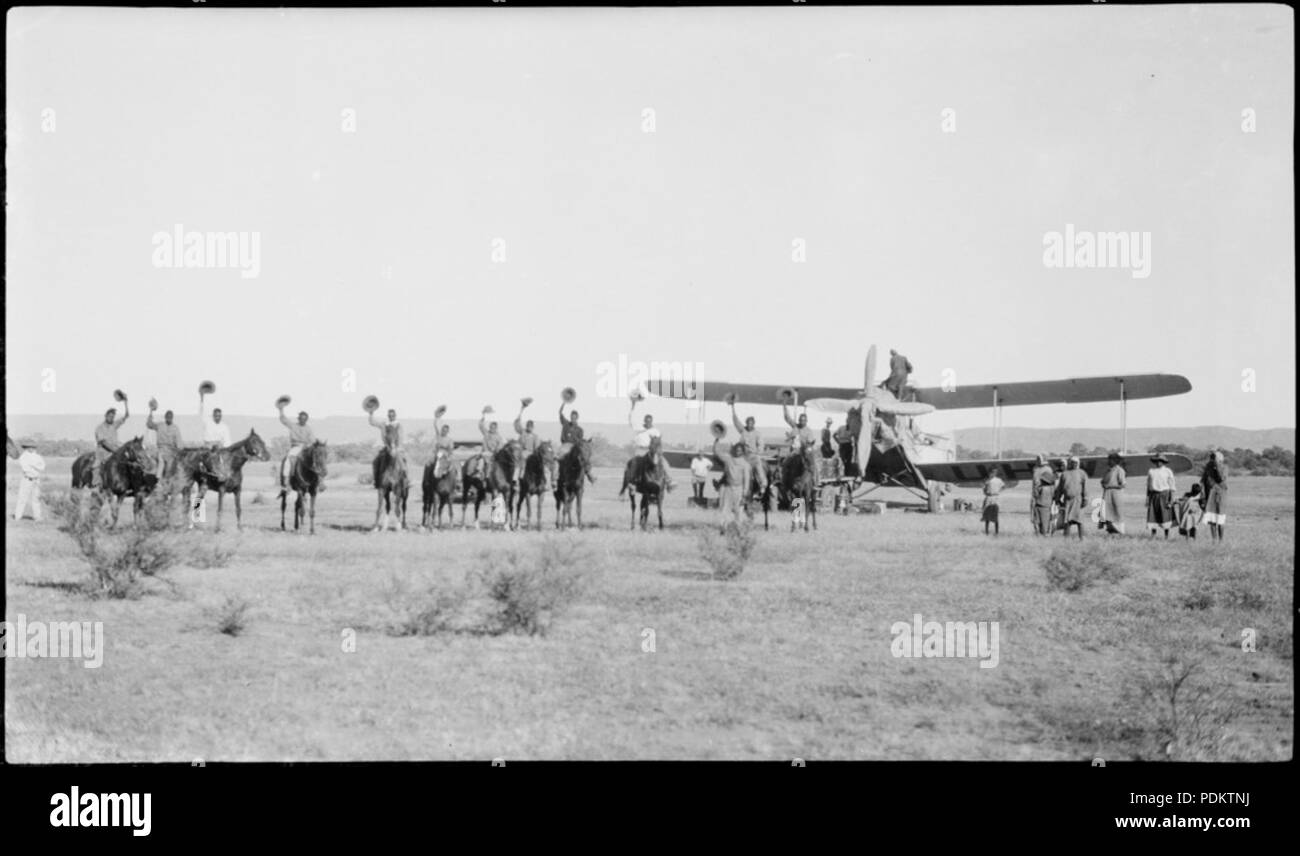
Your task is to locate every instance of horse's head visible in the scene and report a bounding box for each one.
[537,441,555,466]
[497,440,524,477]
[246,429,270,462]
[306,441,329,476]
[649,435,663,456]
[433,448,454,478]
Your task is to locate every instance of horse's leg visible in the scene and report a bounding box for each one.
[576,490,584,531]
[373,489,384,532]
[308,491,316,535]
[810,487,817,531]
[216,491,225,532]
[280,489,288,531]
[109,495,122,529]
[629,490,636,531]
[234,490,243,531]
[657,492,664,531]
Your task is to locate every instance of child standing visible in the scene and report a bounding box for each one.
[1176,483,1204,541]
[982,470,1005,536]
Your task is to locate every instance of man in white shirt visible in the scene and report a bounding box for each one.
[690,450,713,503]
[1145,452,1177,537]
[200,393,232,449]
[13,442,46,521]
[629,410,673,490]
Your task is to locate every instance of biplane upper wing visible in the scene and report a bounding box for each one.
[910,374,1191,411]
[916,452,1195,488]
[652,382,861,406]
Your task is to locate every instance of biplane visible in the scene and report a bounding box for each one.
[656,345,1194,511]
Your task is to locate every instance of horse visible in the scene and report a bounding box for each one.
[176,430,268,531]
[487,441,525,530]
[71,437,158,527]
[744,459,781,531]
[554,439,591,530]
[619,436,669,531]
[515,441,556,531]
[781,443,819,532]
[281,440,328,534]
[371,447,408,532]
[460,451,492,528]
[422,448,460,530]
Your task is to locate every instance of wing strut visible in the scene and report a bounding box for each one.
[1120,379,1127,453]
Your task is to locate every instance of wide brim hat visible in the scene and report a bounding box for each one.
[362,395,380,413]
[1107,452,1124,463]
[1150,453,1169,464]
[275,394,292,408]
[198,380,217,395]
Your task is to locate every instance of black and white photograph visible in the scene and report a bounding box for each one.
[2,0,1294,829]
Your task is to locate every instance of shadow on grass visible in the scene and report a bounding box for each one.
[660,569,719,582]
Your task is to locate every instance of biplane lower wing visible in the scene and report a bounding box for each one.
[916,453,1194,488]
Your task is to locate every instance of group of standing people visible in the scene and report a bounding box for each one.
[1011,450,1228,541]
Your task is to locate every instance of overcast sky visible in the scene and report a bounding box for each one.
[6,5,1294,434]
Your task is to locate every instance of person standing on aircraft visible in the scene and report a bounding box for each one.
[1199,449,1228,542]
[729,401,769,495]
[1100,452,1127,535]
[885,349,913,398]
[1054,456,1088,540]
[981,469,1004,536]
[1145,453,1176,538]
[1030,454,1056,536]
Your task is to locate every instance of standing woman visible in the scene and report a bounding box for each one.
[1100,452,1127,535]
[1145,453,1176,538]
[1200,449,1228,542]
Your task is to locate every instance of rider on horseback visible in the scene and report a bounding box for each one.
[369,408,406,467]
[558,401,596,485]
[278,402,319,496]
[629,410,674,492]
[92,401,129,489]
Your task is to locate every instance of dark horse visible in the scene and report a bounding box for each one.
[422,448,460,530]
[371,447,408,532]
[781,443,819,532]
[515,441,556,531]
[554,439,591,530]
[487,441,525,530]
[71,437,158,527]
[619,437,669,531]
[745,459,781,531]
[176,430,269,531]
[281,441,328,534]
[460,452,492,528]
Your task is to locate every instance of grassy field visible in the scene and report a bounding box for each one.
[4,458,1293,761]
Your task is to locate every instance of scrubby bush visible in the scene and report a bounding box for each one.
[384,573,469,637]
[1042,543,1130,592]
[474,538,591,636]
[1122,650,1241,761]
[214,596,251,636]
[698,520,757,580]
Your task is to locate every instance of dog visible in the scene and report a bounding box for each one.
[790,497,806,531]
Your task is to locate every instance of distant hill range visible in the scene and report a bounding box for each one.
[4,414,1293,454]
